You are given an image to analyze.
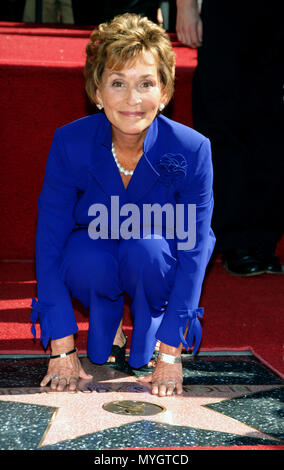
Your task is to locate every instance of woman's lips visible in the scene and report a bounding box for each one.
[119,111,144,117]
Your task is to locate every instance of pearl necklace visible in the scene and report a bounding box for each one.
[111,143,134,176]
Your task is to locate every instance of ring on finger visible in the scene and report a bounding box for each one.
[50,374,59,380]
[161,381,176,387]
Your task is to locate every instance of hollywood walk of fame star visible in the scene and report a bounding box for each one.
[0,360,282,448]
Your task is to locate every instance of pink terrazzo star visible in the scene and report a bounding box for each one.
[0,358,281,448]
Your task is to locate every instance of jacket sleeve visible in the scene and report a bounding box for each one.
[156,138,216,352]
[30,129,79,348]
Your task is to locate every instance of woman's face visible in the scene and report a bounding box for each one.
[96,50,167,140]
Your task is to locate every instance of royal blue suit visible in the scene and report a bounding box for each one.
[31,112,216,368]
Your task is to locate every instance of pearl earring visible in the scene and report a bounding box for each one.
[97,103,103,110]
[159,103,165,112]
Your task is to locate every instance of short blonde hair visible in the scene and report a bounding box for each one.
[84,13,176,107]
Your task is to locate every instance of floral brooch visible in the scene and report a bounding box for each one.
[157,153,187,186]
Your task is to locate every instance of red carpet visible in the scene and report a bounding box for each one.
[0,22,283,379]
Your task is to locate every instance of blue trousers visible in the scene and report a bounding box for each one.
[58,229,177,368]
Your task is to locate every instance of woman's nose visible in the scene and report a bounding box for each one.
[126,87,142,105]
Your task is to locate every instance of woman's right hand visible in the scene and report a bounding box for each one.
[40,335,92,392]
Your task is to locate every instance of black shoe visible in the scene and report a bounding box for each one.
[252,249,283,274]
[222,249,265,276]
[105,337,127,370]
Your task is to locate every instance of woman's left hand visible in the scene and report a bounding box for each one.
[138,361,183,396]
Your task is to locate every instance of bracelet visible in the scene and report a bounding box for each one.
[158,352,182,364]
[50,347,77,359]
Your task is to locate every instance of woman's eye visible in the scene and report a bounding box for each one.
[141,81,153,88]
[112,81,124,87]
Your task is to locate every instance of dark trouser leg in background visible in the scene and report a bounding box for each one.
[192,0,283,274]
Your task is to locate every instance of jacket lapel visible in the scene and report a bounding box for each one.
[126,152,160,203]
[88,115,129,206]
[126,116,161,203]
[88,113,161,205]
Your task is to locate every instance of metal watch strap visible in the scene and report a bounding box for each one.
[50,347,77,359]
[158,352,182,364]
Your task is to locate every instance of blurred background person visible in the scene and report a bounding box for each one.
[176,0,283,276]
[99,0,161,24]
[22,0,74,23]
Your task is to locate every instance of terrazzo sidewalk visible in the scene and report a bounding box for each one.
[0,352,283,459]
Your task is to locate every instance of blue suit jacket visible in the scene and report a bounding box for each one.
[31,112,216,354]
